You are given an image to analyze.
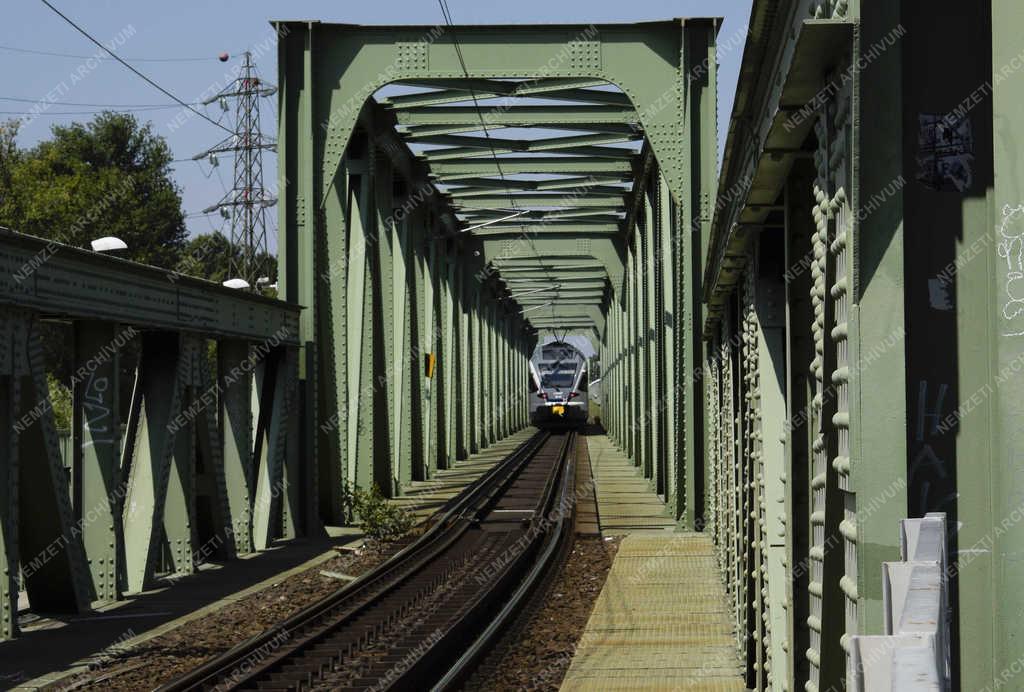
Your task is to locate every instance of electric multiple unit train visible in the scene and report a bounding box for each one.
[529,341,589,429]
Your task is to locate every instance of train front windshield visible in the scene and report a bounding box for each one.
[541,372,576,389]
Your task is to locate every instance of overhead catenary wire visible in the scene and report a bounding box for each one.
[37,0,234,136]
[434,0,561,325]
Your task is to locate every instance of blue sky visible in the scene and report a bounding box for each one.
[2,0,752,248]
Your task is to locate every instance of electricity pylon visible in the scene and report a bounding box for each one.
[195,51,277,289]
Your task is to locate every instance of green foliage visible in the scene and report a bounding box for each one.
[352,484,414,544]
[175,231,277,286]
[0,119,20,206]
[47,372,72,432]
[338,480,357,525]
[0,112,187,268]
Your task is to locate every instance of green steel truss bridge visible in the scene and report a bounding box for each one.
[1,2,1022,690]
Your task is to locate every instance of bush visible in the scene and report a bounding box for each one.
[48,373,72,431]
[352,484,414,544]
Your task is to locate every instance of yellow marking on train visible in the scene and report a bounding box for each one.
[552,405,565,416]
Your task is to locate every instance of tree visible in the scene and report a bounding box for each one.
[0,112,187,268]
[0,119,20,206]
[176,231,277,288]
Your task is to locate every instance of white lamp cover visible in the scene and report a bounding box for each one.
[90,236,128,252]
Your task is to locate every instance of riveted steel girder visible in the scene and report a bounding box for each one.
[0,310,91,640]
[395,105,638,128]
[276,21,718,587]
[453,194,626,208]
[0,229,300,344]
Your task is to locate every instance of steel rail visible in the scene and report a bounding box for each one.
[157,429,560,691]
[431,430,578,691]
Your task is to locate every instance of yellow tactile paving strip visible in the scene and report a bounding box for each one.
[560,434,747,691]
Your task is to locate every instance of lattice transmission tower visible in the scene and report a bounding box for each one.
[195,51,277,289]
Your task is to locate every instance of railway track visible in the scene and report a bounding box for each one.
[159,429,577,692]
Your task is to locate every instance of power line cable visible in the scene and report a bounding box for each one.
[38,0,234,135]
[0,42,231,62]
[0,95,192,107]
[0,106,181,117]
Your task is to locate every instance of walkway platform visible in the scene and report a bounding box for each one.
[587,433,676,534]
[1,429,532,691]
[562,433,746,691]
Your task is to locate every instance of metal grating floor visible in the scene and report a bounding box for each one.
[586,434,677,535]
[561,434,747,691]
[561,533,747,691]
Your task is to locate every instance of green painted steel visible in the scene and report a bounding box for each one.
[0,229,300,345]
[72,322,122,604]
[219,341,256,554]
[0,229,303,642]
[122,334,192,593]
[696,0,1022,689]
[0,311,91,640]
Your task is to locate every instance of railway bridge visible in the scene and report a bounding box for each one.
[1,2,1021,690]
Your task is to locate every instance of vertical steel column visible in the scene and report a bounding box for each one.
[0,313,18,640]
[399,221,415,486]
[469,293,481,454]
[502,318,510,438]
[349,159,377,491]
[72,321,122,603]
[408,214,427,480]
[458,275,472,457]
[755,242,788,691]
[783,162,816,691]
[990,4,1024,687]
[682,19,717,529]
[279,348,302,539]
[425,234,441,472]
[626,247,638,460]
[218,340,254,554]
[850,0,909,662]
[617,303,624,443]
[486,302,496,445]
[383,173,414,493]
[495,315,505,439]
[441,248,458,469]
[740,264,763,689]
[252,348,297,549]
[805,158,845,690]
[626,233,643,470]
[164,336,202,576]
[123,333,194,593]
[278,24,326,529]
[644,186,660,486]
[659,174,679,511]
[373,152,396,494]
[318,148,348,523]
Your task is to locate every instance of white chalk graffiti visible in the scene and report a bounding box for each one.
[81,371,114,448]
[998,204,1024,336]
